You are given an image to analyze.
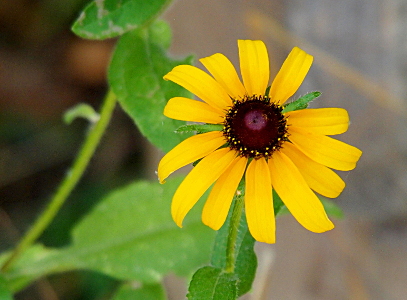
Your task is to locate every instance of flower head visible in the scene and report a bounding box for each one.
[158,40,362,243]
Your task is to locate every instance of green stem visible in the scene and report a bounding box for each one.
[1,90,117,272]
[225,195,244,273]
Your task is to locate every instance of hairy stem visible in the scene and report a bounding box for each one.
[1,90,117,272]
[225,195,244,273]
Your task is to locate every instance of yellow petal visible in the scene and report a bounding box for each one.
[202,156,248,230]
[269,47,313,105]
[164,97,224,124]
[269,151,334,233]
[171,148,237,227]
[288,127,362,171]
[158,131,225,183]
[164,65,232,111]
[238,40,270,96]
[200,53,247,99]
[286,108,349,135]
[281,143,345,198]
[245,158,275,243]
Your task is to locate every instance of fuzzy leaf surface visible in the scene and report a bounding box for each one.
[282,91,321,113]
[187,266,238,300]
[175,124,224,134]
[3,178,214,291]
[109,20,193,152]
[72,0,171,39]
[0,275,12,300]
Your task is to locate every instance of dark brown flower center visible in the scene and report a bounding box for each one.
[223,95,288,158]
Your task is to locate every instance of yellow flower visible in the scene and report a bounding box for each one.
[158,40,362,243]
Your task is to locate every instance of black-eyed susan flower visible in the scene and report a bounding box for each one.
[158,40,362,244]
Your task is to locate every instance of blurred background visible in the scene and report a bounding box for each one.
[1,0,406,299]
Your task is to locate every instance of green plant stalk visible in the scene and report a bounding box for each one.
[225,195,244,273]
[1,90,117,272]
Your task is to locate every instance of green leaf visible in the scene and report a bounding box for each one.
[232,225,256,296]
[264,85,271,96]
[282,91,321,113]
[273,189,286,216]
[0,245,58,292]
[147,19,172,50]
[112,283,166,300]
[187,266,238,300]
[0,275,13,300]
[109,21,193,152]
[63,103,100,125]
[4,178,215,291]
[175,124,224,134]
[72,0,171,39]
[64,177,214,282]
[210,198,257,297]
[320,197,344,219]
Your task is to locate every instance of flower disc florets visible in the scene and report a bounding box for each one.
[223,95,288,158]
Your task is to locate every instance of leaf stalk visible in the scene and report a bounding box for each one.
[225,194,244,273]
[1,90,117,272]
